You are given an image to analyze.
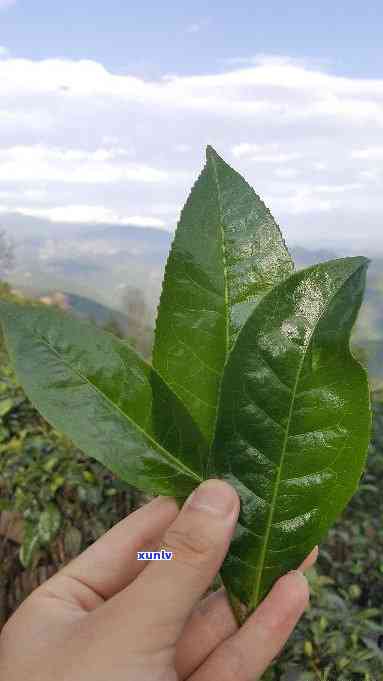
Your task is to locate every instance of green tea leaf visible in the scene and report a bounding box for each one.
[20,519,40,569]
[0,397,14,417]
[0,498,12,512]
[50,474,65,494]
[64,525,83,557]
[211,257,371,618]
[153,146,293,443]
[0,303,204,500]
[38,503,62,544]
[0,149,373,628]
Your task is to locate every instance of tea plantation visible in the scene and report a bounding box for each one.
[1,285,383,680]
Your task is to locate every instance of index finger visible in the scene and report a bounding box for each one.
[38,495,178,609]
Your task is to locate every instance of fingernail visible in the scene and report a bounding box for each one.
[288,569,309,583]
[186,479,238,517]
[287,570,310,598]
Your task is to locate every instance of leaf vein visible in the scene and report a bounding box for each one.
[36,331,202,484]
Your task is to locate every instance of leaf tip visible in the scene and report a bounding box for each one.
[354,255,371,272]
[337,255,370,278]
[205,144,218,161]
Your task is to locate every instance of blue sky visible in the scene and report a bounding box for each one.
[2,0,383,78]
[1,0,383,254]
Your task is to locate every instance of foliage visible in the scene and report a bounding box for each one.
[122,285,153,358]
[0,230,14,278]
[153,145,293,441]
[0,147,371,624]
[264,569,383,680]
[0,319,382,676]
[101,317,126,339]
[264,398,383,680]
[0,354,139,569]
[0,285,139,572]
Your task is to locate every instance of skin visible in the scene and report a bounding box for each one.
[0,479,318,681]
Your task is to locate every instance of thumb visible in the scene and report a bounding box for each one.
[103,479,239,651]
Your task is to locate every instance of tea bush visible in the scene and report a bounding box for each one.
[0,284,142,578]
[1,281,383,678]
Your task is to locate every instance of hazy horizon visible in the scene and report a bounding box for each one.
[3,203,383,259]
[1,0,383,385]
[1,2,383,255]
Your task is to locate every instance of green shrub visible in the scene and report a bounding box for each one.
[1,279,382,677]
[0,317,139,570]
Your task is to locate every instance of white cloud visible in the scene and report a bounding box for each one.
[124,215,165,227]
[351,146,383,160]
[186,19,210,34]
[0,0,16,9]
[268,189,333,215]
[1,203,166,227]
[174,144,192,153]
[359,169,381,183]
[0,145,169,183]
[186,23,202,34]
[274,168,299,180]
[0,46,10,57]
[232,143,302,163]
[312,182,363,194]
[1,54,383,249]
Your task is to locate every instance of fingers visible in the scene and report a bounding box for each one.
[98,479,240,652]
[190,570,309,681]
[298,545,318,572]
[36,495,179,611]
[175,587,237,679]
[176,546,318,679]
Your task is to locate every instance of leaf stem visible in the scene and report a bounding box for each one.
[218,571,249,627]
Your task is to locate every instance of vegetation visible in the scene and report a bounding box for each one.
[264,397,383,680]
[1,320,383,678]
[0,146,382,675]
[0,148,372,625]
[0,230,14,279]
[0,282,145,623]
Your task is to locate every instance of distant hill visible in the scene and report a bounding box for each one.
[289,247,383,381]
[6,214,383,382]
[11,287,130,332]
[84,223,172,251]
[290,246,338,267]
[58,292,131,331]
[8,215,171,314]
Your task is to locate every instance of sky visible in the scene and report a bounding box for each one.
[1,0,383,253]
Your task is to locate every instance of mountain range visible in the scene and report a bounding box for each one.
[5,214,383,384]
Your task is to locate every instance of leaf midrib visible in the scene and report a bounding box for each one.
[11,317,202,485]
[205,152,230,472]
[249,263,365,609]
[249,345,307,609]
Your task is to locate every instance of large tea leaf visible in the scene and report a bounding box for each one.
[0,303,204,499]
[211,257,371,619]
[153,146,294,443]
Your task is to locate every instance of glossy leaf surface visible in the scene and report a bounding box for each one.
[153,146,294,443]
[0,303,204,500]
[0,148,372,625]
[211,257,371,617]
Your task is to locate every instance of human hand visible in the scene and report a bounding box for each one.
[0,479,317,681]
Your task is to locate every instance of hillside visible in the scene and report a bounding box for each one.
[6,215,383,381]
[8,215,172,314]
[11,288,130,332]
